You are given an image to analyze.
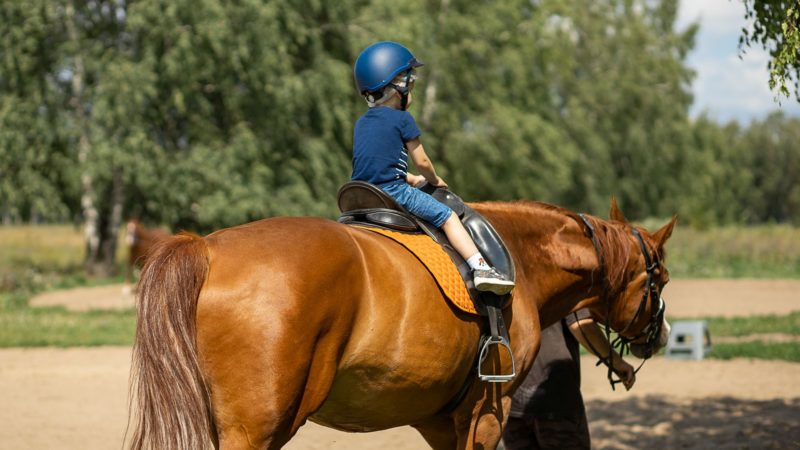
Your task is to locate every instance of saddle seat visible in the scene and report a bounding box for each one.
[337,181,516,295]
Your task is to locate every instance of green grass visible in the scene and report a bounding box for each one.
[0,225,134,347]
[706,342,800,362]
[0,306,135,347]
[664,224,800,278]
[702,312,800,337]
[0,224,86,270]
[0,224,128,299]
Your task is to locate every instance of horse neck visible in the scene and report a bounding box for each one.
[474,201,632,329]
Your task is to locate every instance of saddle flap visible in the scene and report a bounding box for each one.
[424,184,516,284]
[463,214,515,283]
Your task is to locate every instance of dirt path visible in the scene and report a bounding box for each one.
[6,278,799,449]
[29,284,135,311]
[663,279,800,318]
[1,348,798,450]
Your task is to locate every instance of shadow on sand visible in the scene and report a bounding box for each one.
[587,395,800,450]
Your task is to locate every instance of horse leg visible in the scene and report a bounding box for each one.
[454,385,512,450]
[411,417,458,450]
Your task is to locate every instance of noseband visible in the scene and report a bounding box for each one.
[577,214,666,389]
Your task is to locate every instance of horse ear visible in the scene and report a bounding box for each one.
[609,197,628,223]
[653,215,678,249]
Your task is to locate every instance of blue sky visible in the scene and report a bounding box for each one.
[677,0,800,124]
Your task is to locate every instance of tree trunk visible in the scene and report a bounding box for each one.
[419,0,450,134]
[66,0,103,276]
[100,168,126,275]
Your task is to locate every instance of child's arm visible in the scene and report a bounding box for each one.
[406,138,447,188]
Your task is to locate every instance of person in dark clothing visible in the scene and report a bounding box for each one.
[498,309,636,450]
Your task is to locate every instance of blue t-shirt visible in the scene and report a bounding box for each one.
[351,107,421,186]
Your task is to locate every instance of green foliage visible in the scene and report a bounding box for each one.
[742,113,800,223]
[0,306,135,347]
[741,0,800,100]
[0,1,74,222]
[1,0,799,248]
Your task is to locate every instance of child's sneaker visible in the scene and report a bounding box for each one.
[473,268,515,295]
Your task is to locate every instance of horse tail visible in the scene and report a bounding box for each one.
[127,232,215,450]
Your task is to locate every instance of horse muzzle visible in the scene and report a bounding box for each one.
[629,317,670,359]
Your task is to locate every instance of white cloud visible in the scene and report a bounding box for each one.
[679,0,800,123]
[678,0,746,35]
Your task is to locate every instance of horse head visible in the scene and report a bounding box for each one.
[126,219,140,246]
[584,198,677,360]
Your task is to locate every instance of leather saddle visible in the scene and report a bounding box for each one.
[337,180,516,310]
[337,180,517,384]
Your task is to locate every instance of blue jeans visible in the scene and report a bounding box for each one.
[381,182,453,228]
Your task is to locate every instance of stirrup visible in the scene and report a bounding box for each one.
[477,335,516,382]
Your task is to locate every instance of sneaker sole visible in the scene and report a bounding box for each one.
[474,278,515,296]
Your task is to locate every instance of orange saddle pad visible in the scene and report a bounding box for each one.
[356,226,480,315]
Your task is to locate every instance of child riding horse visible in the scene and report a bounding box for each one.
[127,199,675,450]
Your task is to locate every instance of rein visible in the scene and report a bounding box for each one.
[576,214,664,390]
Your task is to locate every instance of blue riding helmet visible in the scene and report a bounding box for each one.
[354,41,424,95]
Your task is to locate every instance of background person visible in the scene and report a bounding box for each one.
[498,309,636,450]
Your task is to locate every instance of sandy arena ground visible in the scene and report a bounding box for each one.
[4,279,800,449]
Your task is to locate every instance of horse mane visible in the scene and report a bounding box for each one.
[573,212,633,291]
[473,200,634,290]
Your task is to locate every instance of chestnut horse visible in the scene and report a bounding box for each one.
[127,199,676,450]
[124,219,170,287]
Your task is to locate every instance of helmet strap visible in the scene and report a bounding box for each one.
[393,70,414,111]
[396,85,409,111]
[365,71,414,109]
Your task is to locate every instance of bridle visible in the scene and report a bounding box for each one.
[576,214,666,389]
[621,228,666,350]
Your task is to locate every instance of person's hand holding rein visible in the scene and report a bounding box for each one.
[611,357,636,391]
[406,173,447,189]
[431,176,448,189]
[567,315,638,391]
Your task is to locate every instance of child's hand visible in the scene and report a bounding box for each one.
[407,173,426,187]
[431,176,449,189]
